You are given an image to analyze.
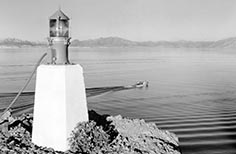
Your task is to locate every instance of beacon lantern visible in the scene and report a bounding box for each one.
[32,9,88,151]
[48,9,70,64]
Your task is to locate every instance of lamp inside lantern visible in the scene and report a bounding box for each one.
[50,18,69,37]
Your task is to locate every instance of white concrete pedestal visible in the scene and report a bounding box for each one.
[32,64,88,151]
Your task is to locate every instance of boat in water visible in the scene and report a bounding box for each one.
[135,81,149,88]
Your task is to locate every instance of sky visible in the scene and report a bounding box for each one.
[1,0,236,41]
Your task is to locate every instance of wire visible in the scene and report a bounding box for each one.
[0,53,47,119]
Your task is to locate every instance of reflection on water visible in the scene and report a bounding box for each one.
[1,47,236,154]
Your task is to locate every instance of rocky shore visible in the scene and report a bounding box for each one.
[0,110,181,154]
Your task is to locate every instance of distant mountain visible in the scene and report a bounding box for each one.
[209,37,236,48]
[0,38,46,47]
[2,37,236,48]
[71,37,137,47]
[71,37,236,48]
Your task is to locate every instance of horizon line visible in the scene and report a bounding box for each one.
[1,36,236,43]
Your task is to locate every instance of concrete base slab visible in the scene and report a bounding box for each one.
[32,64,88,151]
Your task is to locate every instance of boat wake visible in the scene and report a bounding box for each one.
[0,82,148,116]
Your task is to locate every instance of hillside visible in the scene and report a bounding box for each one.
[0,38,46,47]
[71,37,236,48]
[1,37,236,48]
[71,37,137,47]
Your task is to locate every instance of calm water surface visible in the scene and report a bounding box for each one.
[1,47,236,154]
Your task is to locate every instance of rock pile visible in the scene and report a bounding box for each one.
[107,115,180,154]
[0,110,181,154]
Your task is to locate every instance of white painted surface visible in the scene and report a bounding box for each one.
[32,64,88,151]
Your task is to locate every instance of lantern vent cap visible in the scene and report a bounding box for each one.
[49,9,70,20]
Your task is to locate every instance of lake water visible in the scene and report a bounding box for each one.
[1,47,236,154]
